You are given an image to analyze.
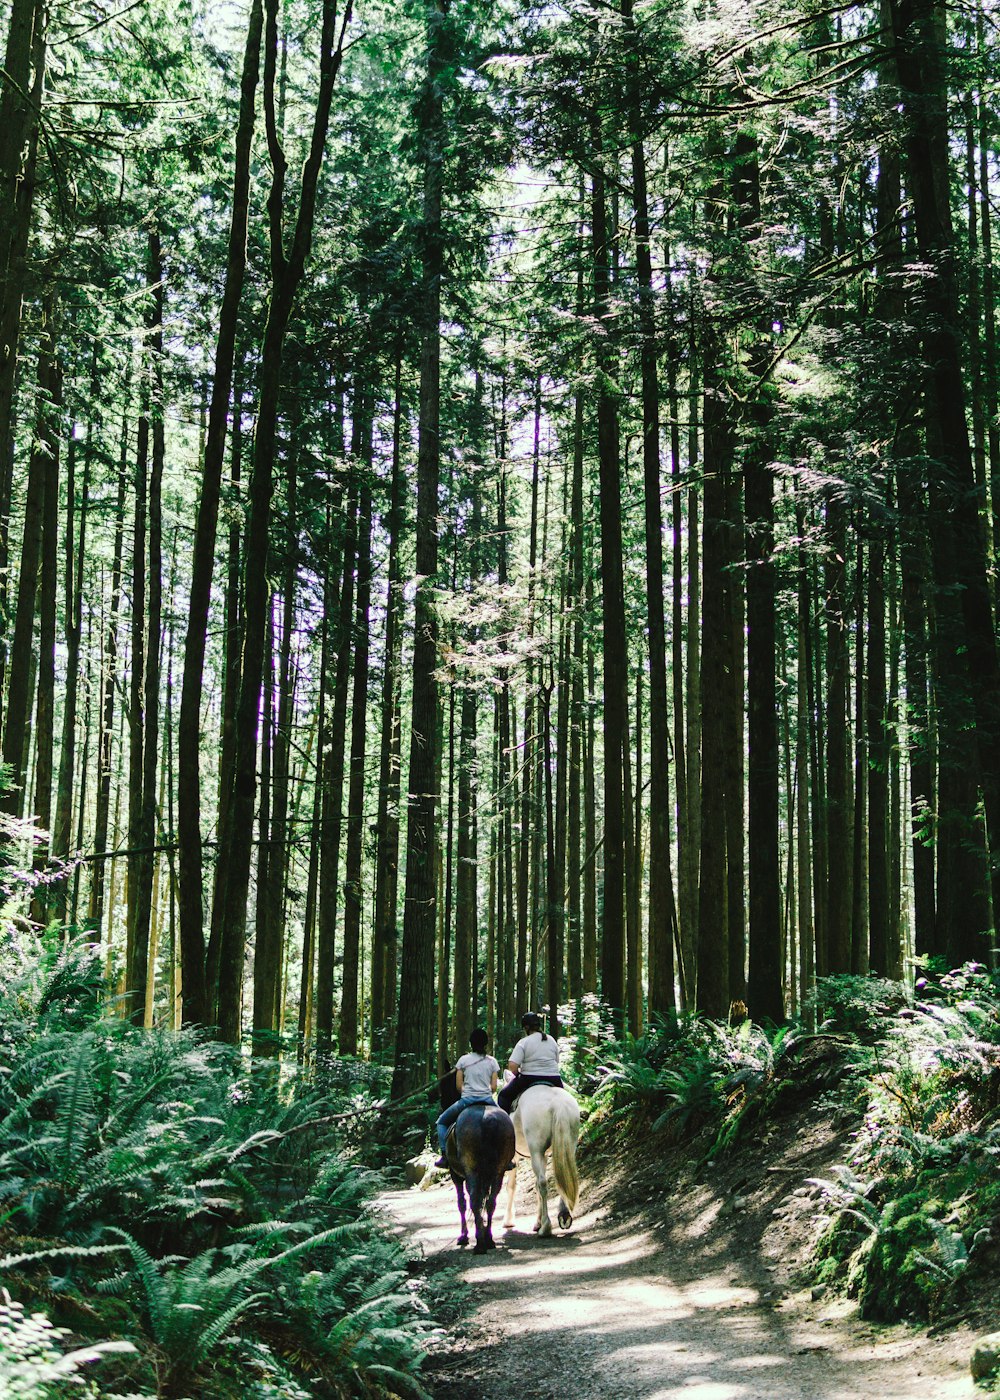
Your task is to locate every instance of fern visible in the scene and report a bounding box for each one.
[0,1288,135,1399]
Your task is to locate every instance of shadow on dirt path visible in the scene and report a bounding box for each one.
[378,1165,977,1400]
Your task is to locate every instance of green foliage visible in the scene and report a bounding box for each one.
[592,1012,854,1154]
[0,1288,138,1399]
[807,965,1000,1324]
[804,974,908,1042]
[0,935,435,1399]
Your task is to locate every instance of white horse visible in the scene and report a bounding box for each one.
[502,1085,580,1237]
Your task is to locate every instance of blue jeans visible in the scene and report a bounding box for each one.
[436,1096,493,1154]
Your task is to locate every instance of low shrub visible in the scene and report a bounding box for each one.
[0,930,435,1399]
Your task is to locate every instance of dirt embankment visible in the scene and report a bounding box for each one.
[379,1109,982,1400]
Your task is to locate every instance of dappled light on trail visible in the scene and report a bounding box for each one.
[381,1175,977,1400]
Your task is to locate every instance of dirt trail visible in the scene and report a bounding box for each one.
[379,1167,978,1400]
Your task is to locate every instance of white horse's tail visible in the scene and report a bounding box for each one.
[550,1096,580,1215]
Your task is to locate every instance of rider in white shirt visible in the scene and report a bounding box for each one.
[434,1027,499,1167]
[497,1011,563,1113]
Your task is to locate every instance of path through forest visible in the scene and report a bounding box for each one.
[380,1166,978,1400]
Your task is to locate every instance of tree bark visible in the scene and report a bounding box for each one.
[216,0,352,1043]
[27,330,61,928]
[340,432,373,1056]
[372,354,405,1053]
[1,300,57,824]
[591,149,627,1021]
[176,0,263,1028]
[392,0,447,1099]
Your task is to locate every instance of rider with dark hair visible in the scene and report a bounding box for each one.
[434,1027,499,1168]
[496,1011,563,1114]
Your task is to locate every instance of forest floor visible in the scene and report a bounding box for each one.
[378,1106,984,1400]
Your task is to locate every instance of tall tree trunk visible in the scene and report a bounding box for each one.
[0,0,45,633]
[128,227,164,1022]
[88,412,128,931]
[253,441,296,1056]
[27,330,61,927]
[518,377,541,1013]
[392,0,446,1099]
[825,495,853,973]
[567,372,585,1003]
[697,361,731,1018]
[1,300,57,823]
[340,440,373,1056]
[851,540,869,973]
[315,479,357,1052]
[207,372,246,1011]
[298,610,327,1055]
[681,292,702,1009]
[52,415,90,924]
[216,0,352,1043]
[867,517,890,973]
[890,0,1000,940]
[176,0,263,1028]
[591,147,627,1021]
[735,132,782,1022]
[624,0,674,1019]
[372,354,405,1053]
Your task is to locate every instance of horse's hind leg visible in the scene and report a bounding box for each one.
[484,1185,499,1249]
[502,1158,517,1229]
[469,1176,490,1254]
[456,1180,469,1247]
[531,1147,551,1237]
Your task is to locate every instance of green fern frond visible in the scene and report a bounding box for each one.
[0,1242,128,1269]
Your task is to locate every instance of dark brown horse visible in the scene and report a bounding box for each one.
[444,1103,515,1253]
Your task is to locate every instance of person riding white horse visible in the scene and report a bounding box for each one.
[494,1011,580,1234]
[497,1011,564,1116]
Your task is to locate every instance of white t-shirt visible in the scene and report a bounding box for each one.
[456,1052,499,1099]
[509,1032,560,1077]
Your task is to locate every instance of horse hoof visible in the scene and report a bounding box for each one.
[486,1235,497,1250]
[558,1209,573,1230]
[538,1223,552,1238]
[457,1236,469,1247]
[473,1243,488,1255]
[532,1222,541,1233]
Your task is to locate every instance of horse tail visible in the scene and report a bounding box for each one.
[550,1096,580,1215]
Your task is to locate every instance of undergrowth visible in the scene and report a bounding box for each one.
[0,925,437,1399]
[584,964,1000,1328]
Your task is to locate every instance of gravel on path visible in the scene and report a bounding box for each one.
[379,1168,978,1400]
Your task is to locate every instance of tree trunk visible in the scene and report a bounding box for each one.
[176,0,263,1028]
[52,415,90,924]
[591,149,627,1021]
[735,131,782,1022]
[216,0,352,1043]
[88,411,128,932]
[315,478,357,1052]
[392,0,446,1099]
[824,496,853,973]
[0,0,46,632]
[27,331,61,927]
[1,300,57,823]
[890,0,1000,941]
[130,227,164,1021]
[340,439,373,1056]
[624,0,674,1019]
[697,363,731,1018]
[372,354,405,1053]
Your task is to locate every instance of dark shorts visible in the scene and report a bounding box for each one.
[497,1074,563,1113]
